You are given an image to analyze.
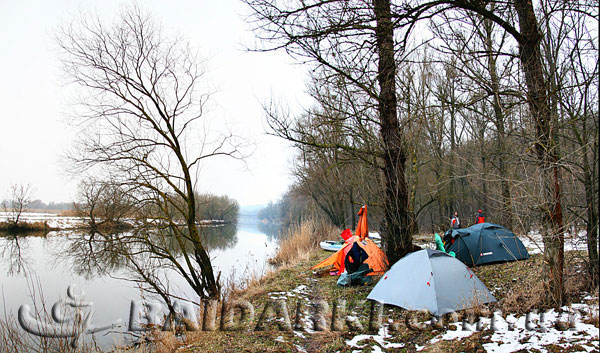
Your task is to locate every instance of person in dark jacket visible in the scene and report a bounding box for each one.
[345,241,369,274]
[475,209,485,224]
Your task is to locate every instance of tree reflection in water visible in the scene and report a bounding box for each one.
[48,222,240,309]
[257,222,283,240]
[53,231,131,279]
[0,232,34,277]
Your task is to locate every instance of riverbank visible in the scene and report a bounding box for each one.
[120,229,598,353]
[0,221,58,233]
[1,222,596,352]
[0,211,236,235]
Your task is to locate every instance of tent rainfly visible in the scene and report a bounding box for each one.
[367,249,496,316]
[444,222,529,266]
[311,205,388,275]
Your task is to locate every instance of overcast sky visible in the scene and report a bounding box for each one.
[0,0,309,206]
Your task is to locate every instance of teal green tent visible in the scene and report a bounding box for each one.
[443,223,529,266]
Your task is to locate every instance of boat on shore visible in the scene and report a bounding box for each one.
[320,240,345,251]
[320,233,381,252]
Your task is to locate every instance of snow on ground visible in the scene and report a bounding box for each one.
[293,344,308,352]
[266,284,313,352]
[411,228,592,255]
[340,302,598,352]
[345,326,405,351]
[268,284,310,302]
[424,302,599,353]
[521,230,591,255]
[0,212,228,230]
[0,211,85,228]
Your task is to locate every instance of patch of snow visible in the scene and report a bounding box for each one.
[268,291,291,301]
[264,287,313,333]
[294,344,308,352]
[370,345,384,353]
[292,285,308,294]
[275,335,286,343]
[346,326,405,350]
[425,303,599,353]
[522,230,594,255]
[429,322,476,344]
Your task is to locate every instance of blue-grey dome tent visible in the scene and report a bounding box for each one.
[443,222,529,266]
[367,249,496,316]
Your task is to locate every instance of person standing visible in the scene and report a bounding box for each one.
[475,209,485,224]
[451,211,460,229]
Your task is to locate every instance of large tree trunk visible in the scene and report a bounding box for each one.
[582,150,599,288]
[186,181,219,299]
[514,0,565,305]
[484,17,513,229]
[373,0,412,264]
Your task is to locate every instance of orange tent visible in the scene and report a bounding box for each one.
[355,205,368,241]
[311,205,388,275]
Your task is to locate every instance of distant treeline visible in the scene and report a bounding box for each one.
[0,198,73,212]
[258,195,322,228]
[27,199,73,211]
[195,193,239,223]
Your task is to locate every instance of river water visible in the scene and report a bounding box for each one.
[0,215,279,350]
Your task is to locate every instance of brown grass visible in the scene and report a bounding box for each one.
[268,218,339,267]
[0,311,102,353]
[0,221,54,233]
[105,250,599,352]
[58,209,79,217]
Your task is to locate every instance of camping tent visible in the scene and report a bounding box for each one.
[311,205,388,275]
[355,205,368,241]
[367,249,496,316]
[444,222,529,266]
[311,237,388,275]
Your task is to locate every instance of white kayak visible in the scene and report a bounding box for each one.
[320,236,381,252]
[319,240,344,252]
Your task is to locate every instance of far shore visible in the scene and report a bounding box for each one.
[0,211,235,235]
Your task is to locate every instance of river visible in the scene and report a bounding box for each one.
[0,214,279,350]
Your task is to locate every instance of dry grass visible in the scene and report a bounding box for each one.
[0,312,102,353]
[0,221,54,233]
[58,209,79,217]
[268,218,339,267]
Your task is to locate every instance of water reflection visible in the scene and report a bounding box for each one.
[256,221,284,239]
[0,232,34,276]
[200,223,238,250]
[39,223,239,282]
[0,218,277,349]
[52,231,130,279]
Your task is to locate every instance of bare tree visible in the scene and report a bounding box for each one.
[247,0,598,304]
[58,6,243,299]
[539,2,599,288]
[74,179,133,231]
[245,0,417,263]
[2,183,34,226]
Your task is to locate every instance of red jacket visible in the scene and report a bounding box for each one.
[476,213,485,224]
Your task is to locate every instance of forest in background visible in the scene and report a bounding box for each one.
[256,1,597,237]
[248,0,598,301]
